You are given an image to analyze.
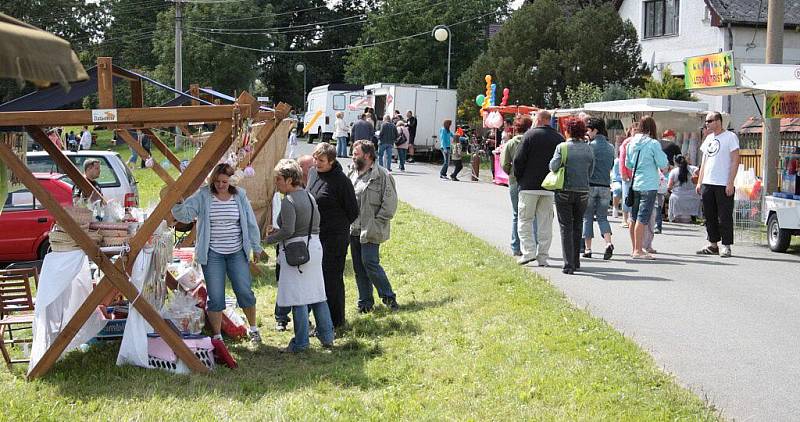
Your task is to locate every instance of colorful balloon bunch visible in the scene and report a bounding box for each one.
[473,75,511,114]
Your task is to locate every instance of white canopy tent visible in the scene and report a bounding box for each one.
[554,98,712,134]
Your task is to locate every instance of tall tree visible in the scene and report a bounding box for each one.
[344,0,507,89]
[457,0,647,120]
[90,0,170,71]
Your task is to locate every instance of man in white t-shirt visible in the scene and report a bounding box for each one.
[79,126,92,150]
[695,111,740,257]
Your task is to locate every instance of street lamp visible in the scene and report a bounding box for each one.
[432,24,451,89]
[295,62,307,111]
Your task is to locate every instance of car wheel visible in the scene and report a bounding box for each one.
[767,213,791,252]
[37,239,51,260]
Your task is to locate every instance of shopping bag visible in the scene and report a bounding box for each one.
[541,143,568,191]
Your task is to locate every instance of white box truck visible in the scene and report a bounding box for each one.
[303,83,364,141]
[364,83,457,157]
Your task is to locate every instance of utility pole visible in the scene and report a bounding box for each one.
[174,0,183,98]
[762,0,784,194]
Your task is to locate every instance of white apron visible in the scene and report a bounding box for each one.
[276,235,327,307]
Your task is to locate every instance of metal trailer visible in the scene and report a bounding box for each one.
[364,83,457,158]
[303,83,364,142]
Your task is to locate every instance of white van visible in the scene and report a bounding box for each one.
[26,150,139,207]
[303,83,365,142]
[364,83,457,157]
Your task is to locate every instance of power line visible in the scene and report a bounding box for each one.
[187,9,500,54]
[187,4,334,23]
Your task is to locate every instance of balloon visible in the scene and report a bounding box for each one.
[476,95,486,106]
[503,87,509,97]
[490,83,497,106]
[500,87,510,106]
[145,157,154,168]
[485,74,492,84]
[302,110,323,134]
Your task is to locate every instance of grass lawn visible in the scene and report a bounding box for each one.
[0,130,718,420]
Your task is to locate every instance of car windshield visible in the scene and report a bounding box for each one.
[27,155,120,188]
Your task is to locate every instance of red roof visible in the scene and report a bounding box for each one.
[739,116,800,134]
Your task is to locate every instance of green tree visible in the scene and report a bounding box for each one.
[638,68,696,101]
[344,0,508,89]
[457,0,647,118]
[556,82,603,108]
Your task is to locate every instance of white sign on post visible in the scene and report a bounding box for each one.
[91,109,118,123]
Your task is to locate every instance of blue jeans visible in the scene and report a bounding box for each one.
[350,236,395,308]
[630,190,657,224]
[655,193,664,230]
[378,144,392,171]
[201,249,256,312]
[583,186,612,239]
[509,182,538,254]
[288,301,334,351]
[397,148,407,170]
[336,136,348,157]
[440,148,450,176]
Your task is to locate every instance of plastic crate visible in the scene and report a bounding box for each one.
[147,348,214,374]
[147,335,215,374]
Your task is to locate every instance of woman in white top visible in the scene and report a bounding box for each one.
[171,163,264,345]
[395,120,410,171]
[333,111,349,158]
[667,154,702,223]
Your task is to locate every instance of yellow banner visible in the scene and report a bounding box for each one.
[684,51,735,89]
[766,93,800,118]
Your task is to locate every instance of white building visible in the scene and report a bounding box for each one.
[616,0,800,128]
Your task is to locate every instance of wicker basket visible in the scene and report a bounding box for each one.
[65,207,94,226]
[101,236,129,247]
[49,230,80,252]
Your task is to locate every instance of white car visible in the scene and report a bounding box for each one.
[26,150,139,207]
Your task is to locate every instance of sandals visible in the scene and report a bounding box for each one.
[696,245,719,255]
[603,244,614,260]
[631,252,655,260]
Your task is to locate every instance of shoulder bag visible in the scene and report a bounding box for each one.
[282,192,315,271]
[542,142,568,191]
[625,151,641,208]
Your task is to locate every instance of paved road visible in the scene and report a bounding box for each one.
[298,144,800,421]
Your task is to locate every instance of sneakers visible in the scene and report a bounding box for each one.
[450,176,459,181]
[249,329,262,345]
[275,321,288,331]
[517,256,535,265]
[720,245,732,258]
[439,175,448,180]
[382,296,400,310]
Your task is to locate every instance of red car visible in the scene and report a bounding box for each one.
[0,173,74,262]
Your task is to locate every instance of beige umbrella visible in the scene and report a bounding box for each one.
[0,13,88,89]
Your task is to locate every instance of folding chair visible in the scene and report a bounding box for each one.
[0,267,38,369]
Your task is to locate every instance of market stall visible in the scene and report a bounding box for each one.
[484,105,540,186]
[0,79,269,378]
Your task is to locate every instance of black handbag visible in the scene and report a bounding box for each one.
[283,192,315,270]
[625,151,641,208]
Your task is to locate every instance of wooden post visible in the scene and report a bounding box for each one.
[26,126,103,203]
[143,129,181,170]
[190,84,200,106]
[116,130,175,185]
[130,79,144,108]
[97,57,115,109]
[0,142,210,379]
[243,103,292,169]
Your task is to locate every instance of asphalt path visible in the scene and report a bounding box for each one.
[297,143,800,421]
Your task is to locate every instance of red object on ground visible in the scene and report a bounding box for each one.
[211,338,237,369]
[0,173,73,261]
[220,309,248,339]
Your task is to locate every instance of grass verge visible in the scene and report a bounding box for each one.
[0,130,718,419]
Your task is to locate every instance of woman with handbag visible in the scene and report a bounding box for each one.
[266,159,334,352]
[624,116,669,260]
[548,118,595,274]
[171,163,264,345]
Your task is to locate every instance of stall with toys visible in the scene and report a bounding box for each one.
[0,55,290,378]
[483,105,539,186]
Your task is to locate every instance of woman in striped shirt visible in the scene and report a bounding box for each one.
[172,163,264,345]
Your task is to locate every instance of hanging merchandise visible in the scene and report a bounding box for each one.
[484,111,504,129]
[1,132,27,184]
[244,166,256,177]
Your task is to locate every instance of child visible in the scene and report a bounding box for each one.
[449,137,463,181]
[287,128,298,158]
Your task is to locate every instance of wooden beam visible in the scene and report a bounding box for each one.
[26,126,103,203]
[0,105,247,127]
[236,91,260,119]
[190,84,200,106]
[97,57,115,109]
[130,79,144,108]
[0,143,209,379]
[143,129,181,170]
[116,130,175,185]
[128,121,233,256]
[242,102,292,169]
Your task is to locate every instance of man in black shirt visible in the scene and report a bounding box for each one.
[405,110,417,160]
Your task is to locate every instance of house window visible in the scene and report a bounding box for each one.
[643,0,679,39]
